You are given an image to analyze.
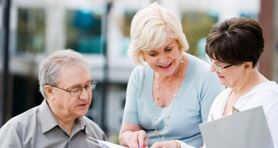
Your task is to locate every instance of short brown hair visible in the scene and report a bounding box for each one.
[205,17,264,67]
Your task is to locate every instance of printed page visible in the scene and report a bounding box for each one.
[97,140,127,148]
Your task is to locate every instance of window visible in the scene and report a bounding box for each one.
[65,9,102,54]
[17,8,45,53]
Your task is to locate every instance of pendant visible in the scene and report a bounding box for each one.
[154,130,159,135]
[155,97,159,103]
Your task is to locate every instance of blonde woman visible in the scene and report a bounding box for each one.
[119,3,223,148]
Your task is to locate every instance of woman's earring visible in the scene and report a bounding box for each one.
[180,54,185,64]
[180,57,184,64]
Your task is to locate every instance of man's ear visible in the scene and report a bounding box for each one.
[44,85,54,100]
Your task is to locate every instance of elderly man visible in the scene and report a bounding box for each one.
[0,49,106,147]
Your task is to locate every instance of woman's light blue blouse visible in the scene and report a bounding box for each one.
[122,54,223,147]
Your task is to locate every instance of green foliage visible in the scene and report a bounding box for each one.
[181,11,216,55]
[122,11,136,37]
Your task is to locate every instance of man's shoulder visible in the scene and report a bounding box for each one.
[4,106,39,125]
[1,106,40,130]
[82,116,106,140]
[82,116,103,131]
[82,116,106,139]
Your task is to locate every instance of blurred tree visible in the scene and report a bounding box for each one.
[182,11,217,55]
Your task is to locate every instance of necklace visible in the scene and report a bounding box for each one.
[154,59,184,107]
[151,58,185,137]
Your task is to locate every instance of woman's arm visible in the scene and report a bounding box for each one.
[119,122,148,148]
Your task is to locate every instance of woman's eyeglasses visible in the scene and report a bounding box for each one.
[212,64,233,72]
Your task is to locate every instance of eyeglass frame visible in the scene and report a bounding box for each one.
[48,80,97,97]
[212,63,233,72]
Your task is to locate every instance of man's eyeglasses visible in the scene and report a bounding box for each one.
[212,64,233,72]
[51,80,97,97]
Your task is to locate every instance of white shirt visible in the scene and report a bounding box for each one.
[207,81,278,148]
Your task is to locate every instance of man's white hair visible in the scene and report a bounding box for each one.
[38,49,90,98]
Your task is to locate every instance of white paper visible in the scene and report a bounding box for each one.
[97,140,127,148]
[199,106,274,148]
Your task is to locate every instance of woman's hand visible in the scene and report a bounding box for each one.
[119,122,148,147]
[126,130,148,148]
[119,129,148,148]
[151,140,181,148]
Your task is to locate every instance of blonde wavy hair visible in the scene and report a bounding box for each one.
[128,3,189,64]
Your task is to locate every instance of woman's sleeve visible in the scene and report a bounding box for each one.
[267,103,278,148]
[122,66,144,124]
[250,91,278,148]
[199,71,224,122]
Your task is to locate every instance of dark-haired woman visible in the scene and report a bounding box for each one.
[205,17,278,147]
